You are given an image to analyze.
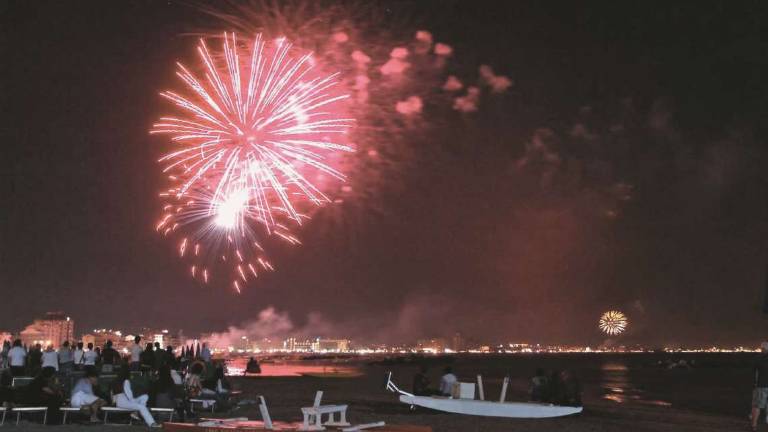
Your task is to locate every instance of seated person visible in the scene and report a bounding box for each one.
[152,365,181,410]
[71,369,107,422]
[412,365,436,396]
[245,357,261,374]
[439,366,457,396]
[112,369,159,427]
[22,367,63,424]
[529,368,549,402]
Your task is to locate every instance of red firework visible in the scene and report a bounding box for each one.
[152,33,354,291]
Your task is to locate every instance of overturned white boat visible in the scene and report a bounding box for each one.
[385,372,582,419]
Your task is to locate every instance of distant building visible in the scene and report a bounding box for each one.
[0,332,14,343]
[19,312,74,348]
[451,332,464,352]
[417,338,447,353]
[283,337,314,352]
[313,338,351,352]
[81,329,124,350]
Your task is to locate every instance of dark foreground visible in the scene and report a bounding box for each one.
[7,354,758,431]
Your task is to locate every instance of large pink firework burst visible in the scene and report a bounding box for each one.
[152,33,354,291]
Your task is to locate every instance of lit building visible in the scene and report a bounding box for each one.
[283,337,314,352]
[81,329,123,349]
[313,338,351,352]
[19,312,74,348]
[451,332,464,352]
[417,338,446,353]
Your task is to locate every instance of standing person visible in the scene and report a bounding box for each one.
[200,343,212,363]
[41,345,59,372]
[71,369,107,423]
[58,341,74,375]
[1,340,10,369]
[165,346,177,370]
[28,344,43,377]
[140,343,155,372]
[112,369,160,427]
[752,342,768,431]
[8,339,26,376]
[74,342,85,371]
[129,336,143,372]
[439,366,458,396]
[101,340,120,373]
[83,342,99,372]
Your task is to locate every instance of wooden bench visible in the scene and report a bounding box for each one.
[11,407,48,425]
[102,406,138,424]
[300,391,350,431]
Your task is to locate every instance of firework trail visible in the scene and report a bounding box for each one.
[599,310,628,335]
[196,1,513,234]
[153,33,353,291]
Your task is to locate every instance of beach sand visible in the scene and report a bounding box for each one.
[7,364,751,431]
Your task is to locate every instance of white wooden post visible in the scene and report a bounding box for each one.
[499,376,509,403]
[476,375,485,401]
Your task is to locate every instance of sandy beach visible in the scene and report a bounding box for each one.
[6,360,753,432]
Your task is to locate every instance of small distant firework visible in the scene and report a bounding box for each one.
[599,310,628,335]
[152,32,353,291]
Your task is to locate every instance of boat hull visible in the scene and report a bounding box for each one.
[399,395,582,418]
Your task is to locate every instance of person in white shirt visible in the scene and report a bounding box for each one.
[83,343,99,367]
[58,341,74,374]
[41,345,59,371]
[112,369,159,427]
[129,336,143,372]
[73,342,85,370]
[439,366,458,396]
[8,339,27,376]
[71,369,106,422]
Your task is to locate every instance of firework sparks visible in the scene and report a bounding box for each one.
[152,33,354,289]
[599,310,628,335]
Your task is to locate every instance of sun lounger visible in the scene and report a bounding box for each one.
[11,406,48,425]
[102,406,138,424]
[189,398,216,413]
[61,406,86,424]
[342,422,386,432]
[300,391,350,431]
[1,407,7,426]
[11,376,34,388]
[151,407,175,421]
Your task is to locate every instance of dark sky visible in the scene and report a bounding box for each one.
[2,0,768,347]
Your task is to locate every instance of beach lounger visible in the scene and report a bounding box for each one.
[258,396,273,429]
[61,406,86,424]
[151,407,175,421]
[10,376,34,388]
[102,406,138,424]
[342,422,386,432]
[11,406,48,425]
[300,391,350,431]
[189,398,216,413]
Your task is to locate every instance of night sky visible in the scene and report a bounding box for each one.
[2,1,768,346]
